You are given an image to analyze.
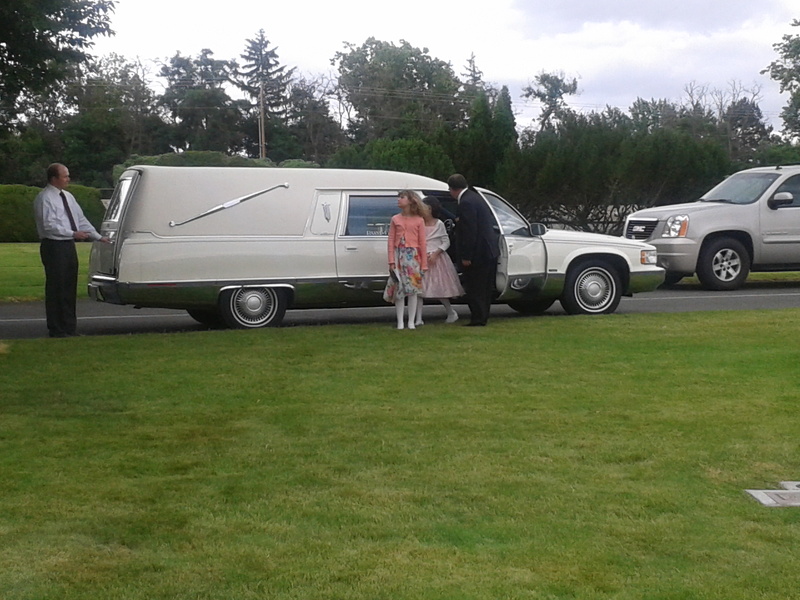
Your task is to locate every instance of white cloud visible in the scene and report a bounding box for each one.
[91,0,798,129]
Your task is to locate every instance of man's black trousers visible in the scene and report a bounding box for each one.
[40,239,79,337]
[461,260,497,326]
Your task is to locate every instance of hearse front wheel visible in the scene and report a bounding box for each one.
[220,287,287,328]
[561,259,622,315]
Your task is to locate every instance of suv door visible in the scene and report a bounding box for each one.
[759,174,800,264]
[479,190,547,298]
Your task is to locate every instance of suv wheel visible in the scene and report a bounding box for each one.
[696,237,750,291]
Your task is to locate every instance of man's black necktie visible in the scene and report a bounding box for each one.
[60,191,78,232]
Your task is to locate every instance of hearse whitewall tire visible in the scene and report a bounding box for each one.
[561,259,622,315]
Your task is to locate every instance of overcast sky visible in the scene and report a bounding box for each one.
[91,0,798,131]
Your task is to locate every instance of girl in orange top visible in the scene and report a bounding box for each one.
[384,190,428,329]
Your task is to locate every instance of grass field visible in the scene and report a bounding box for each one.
[0,242,92,302]
[2,309,800,599]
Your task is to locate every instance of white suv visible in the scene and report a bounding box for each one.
[624,165,800,290]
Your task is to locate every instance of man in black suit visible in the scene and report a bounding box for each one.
[448,174,500,326]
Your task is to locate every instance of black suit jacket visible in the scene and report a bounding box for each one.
[456,188,500,264]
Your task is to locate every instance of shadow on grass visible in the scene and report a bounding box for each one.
[662,278,800,291]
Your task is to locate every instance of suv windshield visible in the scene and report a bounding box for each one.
[701,172,781,205]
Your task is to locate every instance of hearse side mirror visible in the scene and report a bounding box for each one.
[768,191,794,210]
[529,222,548,236]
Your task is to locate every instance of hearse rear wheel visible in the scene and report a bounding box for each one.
[220,287,287,328]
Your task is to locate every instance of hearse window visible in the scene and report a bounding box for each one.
[344,195,398,236]
[481,191,532,236]
[106,175,135,222]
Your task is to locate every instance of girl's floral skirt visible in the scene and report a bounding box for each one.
[383,245,423,303]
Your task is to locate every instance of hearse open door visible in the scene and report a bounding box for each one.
[477,189,548,300]
[89,168,140,282]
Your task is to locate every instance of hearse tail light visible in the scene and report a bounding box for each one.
[663,214,689,238]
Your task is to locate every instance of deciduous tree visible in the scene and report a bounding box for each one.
[158,50,247,153]
[522,71,578,132]
[0,0,115,124]
[763,19,800,139]
[285,76,345,164]
[333,38,462,142]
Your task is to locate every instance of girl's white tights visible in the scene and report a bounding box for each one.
[395,295,419,329]
[414,298,457,325]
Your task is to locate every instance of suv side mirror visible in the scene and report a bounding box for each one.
[768,191,794,210]
[529,222,548,236]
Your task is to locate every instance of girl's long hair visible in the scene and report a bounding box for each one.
[399,190,430,218]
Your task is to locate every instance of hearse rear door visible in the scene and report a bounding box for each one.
[334,192,400,292]
[89,168,140,277]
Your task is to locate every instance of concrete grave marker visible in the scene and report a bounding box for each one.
[746,482,800,507]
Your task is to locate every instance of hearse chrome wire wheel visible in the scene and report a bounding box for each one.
[221,287,286,328]
[562,260,622,315]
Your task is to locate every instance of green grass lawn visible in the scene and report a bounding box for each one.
[0,242,92,302]
[2,311,800,599]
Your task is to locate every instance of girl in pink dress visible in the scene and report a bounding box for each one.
[384,190,428,329]
[414,197,464,326]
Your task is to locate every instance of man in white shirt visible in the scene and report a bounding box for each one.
[33,163,109,337]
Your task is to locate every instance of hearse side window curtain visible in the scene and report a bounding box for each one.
[344,195,398,236]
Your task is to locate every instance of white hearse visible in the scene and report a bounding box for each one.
[88,166,664,327]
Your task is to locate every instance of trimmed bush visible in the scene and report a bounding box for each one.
[0,184,106,242]
[113,151,277,181]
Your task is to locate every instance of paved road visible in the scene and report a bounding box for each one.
[2,282,800,339]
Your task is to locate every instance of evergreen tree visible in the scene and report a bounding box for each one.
[232,30,296,159]
[235,30,294,115]
[491,86,518,161]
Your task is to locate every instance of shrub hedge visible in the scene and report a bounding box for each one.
[0,184,106,242]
